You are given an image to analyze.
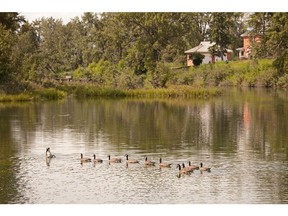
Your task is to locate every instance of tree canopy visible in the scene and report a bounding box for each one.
[0,12,287,91]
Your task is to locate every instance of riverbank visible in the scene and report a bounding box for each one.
[72,85,221,99]
[170,59,288,88]
[0,88,67,102]
[0,85,221,102]
[57,58,288,89]
[1,59,287,102]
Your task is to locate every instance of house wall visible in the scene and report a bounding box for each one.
[243,36,250,57]
[186,53,212,65]
[243,35,261,58]
[186,54,193,66]
[187,52,232,65]
[202,53,213,64]
[215,55,228,62]
[227,52,232,60]
[237,49,245,59]
[214,52,233,62]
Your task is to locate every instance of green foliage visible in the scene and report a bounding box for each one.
[209,13,238,60]
[190,52,205,66]
[1,12,288,91]
[0,12,24,32]
[33,88,67,100]
[0,24,14,82]
[74,85,126,98]
[249,13,288,75]
[248,13,273,58]
[0,88,67,101]
[146,62,172,88]
[0,93,33,102]
[117,65,145,89]
[171,59,281,88]
[276,74,288,88]
[73,84,221,99]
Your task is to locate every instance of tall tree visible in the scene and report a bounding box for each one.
[228,13,245,52]
[209,13,236,60]
[11,22,39,82]
[0,12,25,84]
[80,12,103,66]
[0,12,24,32]
[248,12,273,58]
[193,12,212,41]
[267,13,288,76]
[104,13,199,75]
[33,17,74,80]
[0,24,14,83]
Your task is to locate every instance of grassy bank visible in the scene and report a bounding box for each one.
[2,58,285,102]
[170,59,288,88]
[0,85,220,102]
[0,88,66,102]
[72,85,221,99]
[0,93,33,102]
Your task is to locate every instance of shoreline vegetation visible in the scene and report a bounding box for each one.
[1,13,287,101]
[0,86,221,102]
[1,59,287,102]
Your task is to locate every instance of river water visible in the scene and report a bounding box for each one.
[0,88,287,204]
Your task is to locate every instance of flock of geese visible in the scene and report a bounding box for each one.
[46,147,211,175]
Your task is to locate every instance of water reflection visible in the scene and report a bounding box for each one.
[0,89,287,203]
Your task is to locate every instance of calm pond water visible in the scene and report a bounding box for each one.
[0,88,288,204]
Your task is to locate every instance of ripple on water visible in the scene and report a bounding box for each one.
[10,149,288,204]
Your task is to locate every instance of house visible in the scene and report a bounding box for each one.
[185,41,233,66]
[236,32,261,59]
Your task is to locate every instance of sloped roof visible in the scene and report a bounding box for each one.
[185,41,233,54]
[185,41,216,54]
[241,31,262,37]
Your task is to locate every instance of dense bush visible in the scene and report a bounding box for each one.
[34,88,67,100]
[276,74,288,88]
[171,59,284,88]
[190,52,205,66]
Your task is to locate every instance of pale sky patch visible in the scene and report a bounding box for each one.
[20,12,83,24]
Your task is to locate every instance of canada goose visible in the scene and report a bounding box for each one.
[46,157,51,166]
[159,158,172,168]
[177,164,191,174]
[80,153,92,162]
[46,147,56,158]
[144,157,155,166]
[124,154,139,164]
[93,154,103,163]
[188,161,199,170]
[108,155,122,163]
[182,163,194,172]
[199,162,211,172]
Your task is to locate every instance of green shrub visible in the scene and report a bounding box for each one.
[189,52,205,66]
[276,74,288,88]
[0,93,33,102]
[258,68,277,87]
[73,84,221,99]
[34,88,67,100]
